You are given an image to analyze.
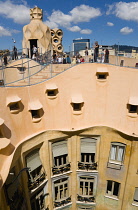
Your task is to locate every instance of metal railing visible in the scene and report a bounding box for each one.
[77,194,95,203]
[0,48,138,87]
[54,196,71,208]
[28,172,46,191]
[52,163,71,175]
[78,161,97,171]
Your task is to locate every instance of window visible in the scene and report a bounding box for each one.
[28,100,43,122]
[0,80,4,86]
[96,67,108,80]
[7,96,21,113]
[106,180,120,198]
[129,105,138,113]
[26,150,44,181]
[9,102,19,111]
[17,67,26,73]
[97,74,107,80]
[73,103,82,111]
[47,90,56,96]
[52,140,68,167]
[133,188,138,203]
[79,177,94,197]
[80,138,96,164]
[31,110,40,119]
[71,95,84,114]
[46,84,58,98]
[109,143,125,164]
[128,97,138,116]
[54,178,69,201]
[30,108,44,122]
[52,140,71,175]
[31,189,46,210]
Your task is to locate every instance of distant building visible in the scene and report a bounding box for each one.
[73,38,90,54]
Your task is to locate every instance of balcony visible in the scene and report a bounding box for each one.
[77,194,95,203]
[78,162,97,171]
[52,163,71,175]
[28,172,46,190]
[54,196,71,208]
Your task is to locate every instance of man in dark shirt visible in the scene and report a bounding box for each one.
[94,41,99,62]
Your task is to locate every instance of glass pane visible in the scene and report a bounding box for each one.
[60,185,63,199]
[86,154,89,162]
[63,155,67,164]
[91,153,95,162]
[134,188,138,202]
[107,180,112,194]
[80,181,83,195]
[85,182,88,195]
[117,146,124,162]
[110,145,116,160]
[81,154,84,162]
[55,186,58,200]
[113,182,120,196]
[89,182,93,196]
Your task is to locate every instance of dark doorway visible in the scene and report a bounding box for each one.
[30,39,38,58]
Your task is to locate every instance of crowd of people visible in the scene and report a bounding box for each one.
[3,43,110,67]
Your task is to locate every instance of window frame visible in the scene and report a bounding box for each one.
[52,140,69,168]
[79,176,95,198]
[26,149,44,181]
[106,180,120,198]
[54,178,69,202]
[133,187,138,205]
[109,142,126,165]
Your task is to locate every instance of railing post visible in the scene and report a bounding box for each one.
[28,59,30,85]
[2,59,5,86]
[22,59,24,81]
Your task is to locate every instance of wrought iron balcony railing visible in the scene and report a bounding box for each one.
[52,163,71,175]
[28,172,46,190]
[77,194,95,203]
[78,161,97,171]
[54,196,71,208]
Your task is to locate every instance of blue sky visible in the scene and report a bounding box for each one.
[0,0,138,51]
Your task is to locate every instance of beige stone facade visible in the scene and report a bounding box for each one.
[0,63,138,209]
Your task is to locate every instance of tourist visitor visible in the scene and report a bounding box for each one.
[53,53,57,63]
[13,46,17,60]
[71,56,76,65]
[32,45,37,54]
[4,55,8,66]
[63,55,67,64]
[66,55,71,64]
[80,56,85,63]
[57,56,62,64]
[85,47,89,62]
[104,48,109,63]
[94,41,99,62]
[101,49,105,63]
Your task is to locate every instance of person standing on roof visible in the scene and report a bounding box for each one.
[94,41,99,62]
[85,47,89,62]
[32,45,38,59]
[13,46,17,60]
